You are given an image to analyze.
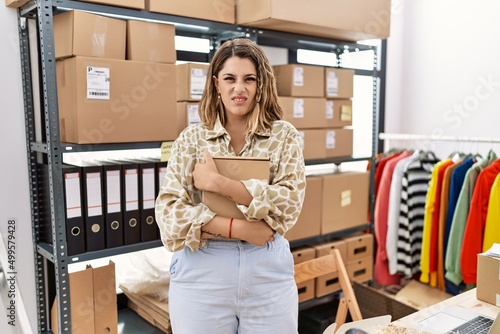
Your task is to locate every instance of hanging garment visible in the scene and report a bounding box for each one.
[397,155,439,278]
[386,151,421,275]
[374,150,412,286]
[445,151,497,290]
[483,173,500,251]
[437,162,460,291]
[461,158,500,284]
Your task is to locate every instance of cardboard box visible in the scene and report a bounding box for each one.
[236,0,391,42]
[147,0,235,24]
[325,99,352,128]
[347,256,373,283]
[298,129,353,161]
[79,0,145,9]
[324,128,353,158]
[177,102,201,134]
[56,57,178,144]
[273,64,325,98]
[321,172,370,234]
[51,261,117,334]
[314,239,347,297]
[280,97,328,129]
[54,10,126,60]
[285,176,322,242]
[5,0,29,8]
[202,157,270,219]
[176,62,209,101]
[292,246,316,303]
[477,253,500,306]
[127,20,176,63]
[325,68,354,99]
[344,233,374,262]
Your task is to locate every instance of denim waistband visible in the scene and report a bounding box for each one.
[204,232,284,250]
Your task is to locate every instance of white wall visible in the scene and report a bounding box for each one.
[385,0,500,157]
[0,4,37,334]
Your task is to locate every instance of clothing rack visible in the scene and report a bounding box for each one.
[379,132,500,151]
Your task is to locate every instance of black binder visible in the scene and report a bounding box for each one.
[61,164,86,256]
[121,159,159,242]
[97,160,124,249]
[80,163,106,252]
[110,160,141,245]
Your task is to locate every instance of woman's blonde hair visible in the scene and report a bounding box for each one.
[198,38,283,134]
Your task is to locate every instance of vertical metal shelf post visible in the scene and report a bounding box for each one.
[17,9,50,333]
[20,0,72,332]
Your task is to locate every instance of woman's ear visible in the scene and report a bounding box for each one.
[213,75,218,90]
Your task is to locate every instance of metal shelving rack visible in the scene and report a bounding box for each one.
[16,0,384,332]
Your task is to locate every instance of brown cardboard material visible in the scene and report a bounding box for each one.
[285,176,322,242]
[176,102,201,135]
[127,20,176,63]
[54,10,126,60]
[236,0,391,42]
[273,64,325,97]
[314,239,347,297]
[325,99,353,128]
[321,172,370,234]
[477,253,500,306]
[299,129,353,161]
[292,246,316,302]
[5,0,29,7]
[298,129,326,161]
[395,279,452,310]
[347,256,373,283]
[56,57,178,144]
[324,128,353,158]
[324,68,355,98]
[147,0,235,24]
[280,97,328,129]
[202,157,270,219]
[176,62,210,101]
[51,266,95,333]
[93,262,118,333]
[79,0,145,9]
[344,233,374,262]
[51,261,118,334]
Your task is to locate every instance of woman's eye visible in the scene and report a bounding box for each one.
[246,77,257,82]
[224,77,235,81]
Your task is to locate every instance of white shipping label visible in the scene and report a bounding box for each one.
[190,68,207,99]
[106,170,121,213]
[187,104,201,125]
[326,101,334,119]
[142,168,155,209]
[293,99,305,118]
[326,130,336,149]
[293,67,304,87]
[86,172,102,217]
[87,66,110,100]
[326,71,339,97]
[125,169,139,211]
[496,294,500,307]
[64,172,81,219]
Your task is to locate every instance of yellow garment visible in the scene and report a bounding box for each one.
[483,173,500,251]
[420,160,444,284]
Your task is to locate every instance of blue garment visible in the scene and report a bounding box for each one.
[168,233,298,334]
[444,157,474,256]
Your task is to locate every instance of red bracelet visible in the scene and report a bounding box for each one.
[229,218,234,239]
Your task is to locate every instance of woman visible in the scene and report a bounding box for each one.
[155,38,306,334]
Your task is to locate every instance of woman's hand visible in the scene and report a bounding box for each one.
[193,151,221,192]
[234,219,275,246]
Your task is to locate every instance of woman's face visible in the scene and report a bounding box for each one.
[214,56,258,120]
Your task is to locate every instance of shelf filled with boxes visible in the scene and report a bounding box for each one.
[15,0,386,332]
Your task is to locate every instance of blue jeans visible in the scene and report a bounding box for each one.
[168,233,298,334]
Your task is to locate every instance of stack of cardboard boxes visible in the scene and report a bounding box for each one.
[176,62,208,134]
[54,10,179,144]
